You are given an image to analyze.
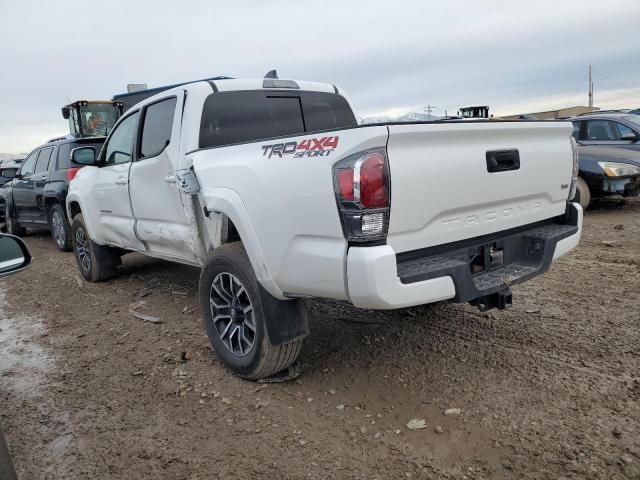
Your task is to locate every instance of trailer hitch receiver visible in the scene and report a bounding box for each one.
[471,288,513,312]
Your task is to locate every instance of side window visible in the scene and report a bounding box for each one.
[571,122,581,140]
[140,97,177,159]
[35,147,53,173]
[613,122,635,139]
[300,92,357,131]
[586,120,618,140]
[103,112,140,165]
[20,151,38,176]
[56,143,72,170]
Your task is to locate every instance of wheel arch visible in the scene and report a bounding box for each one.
[199,188,285,300]
[67,199,82,221]
[65,196,101,244]
[43,196,64,221]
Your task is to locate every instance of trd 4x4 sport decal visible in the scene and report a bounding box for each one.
[261,136,339,158]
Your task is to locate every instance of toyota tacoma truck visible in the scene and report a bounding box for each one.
[66,76,583,380]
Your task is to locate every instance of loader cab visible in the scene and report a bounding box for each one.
[458,106,490,119]
[61,100,124,138]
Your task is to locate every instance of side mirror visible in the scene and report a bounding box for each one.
[71,146,97,166]
[621,132,638,141]
[61,106,71,120]
[0,234,32,277]
[1,169,15,179]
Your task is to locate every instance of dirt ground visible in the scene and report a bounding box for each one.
[1,200,639,480]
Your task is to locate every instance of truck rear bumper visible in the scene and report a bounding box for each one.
[346,203,582,309]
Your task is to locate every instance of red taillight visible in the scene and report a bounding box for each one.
[66,167,81,182]
[337,169,354,201]
[359,152,388,208]
[332,148,391,242]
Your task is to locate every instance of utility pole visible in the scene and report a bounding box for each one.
[423,105,436,120]
[588,65,593,111]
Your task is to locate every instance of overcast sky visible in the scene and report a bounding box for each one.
[1,0,639,153]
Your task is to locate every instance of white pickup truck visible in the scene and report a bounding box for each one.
[66,77,582,379]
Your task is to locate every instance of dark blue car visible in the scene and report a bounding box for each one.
[575,145,640,209]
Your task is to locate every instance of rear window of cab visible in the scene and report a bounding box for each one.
[199,90,357,149]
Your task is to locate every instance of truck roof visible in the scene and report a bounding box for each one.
[112,76,233,100]
[208,78,339,94]
[114,77,342,112]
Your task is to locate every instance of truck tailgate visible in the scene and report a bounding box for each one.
[385,121,574,253]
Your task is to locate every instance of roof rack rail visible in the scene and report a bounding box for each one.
[47,136,67,143]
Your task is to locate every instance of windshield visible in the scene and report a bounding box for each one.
[68,103,121,138]
[623,115,640,129]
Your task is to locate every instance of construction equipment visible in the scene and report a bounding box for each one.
[458,105,490,119]
[61,100,123,138]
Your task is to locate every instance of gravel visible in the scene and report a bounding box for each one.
[1,199,639,479]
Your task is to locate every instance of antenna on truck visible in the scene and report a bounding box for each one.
[264,70,278,79]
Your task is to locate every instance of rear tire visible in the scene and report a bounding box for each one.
[71,213,120,282]
[5,206,26,237]
[199,242,304,380]
[49,204,72,252]
[576,177,591,210]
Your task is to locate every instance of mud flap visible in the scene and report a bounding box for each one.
[0,426,17,480]
[257,284,309,346]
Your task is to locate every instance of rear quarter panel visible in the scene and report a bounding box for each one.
[191,126,389,300]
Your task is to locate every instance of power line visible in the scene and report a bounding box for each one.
[591,67,640,97]
[592,82,640,101]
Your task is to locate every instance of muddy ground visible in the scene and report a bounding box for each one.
[1,200,639,480]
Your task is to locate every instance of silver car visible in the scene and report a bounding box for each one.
[571,112,640,152]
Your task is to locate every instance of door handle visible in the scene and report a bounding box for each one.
[486,149,520,173]
[115,178,128,186]
[164,175,176,184]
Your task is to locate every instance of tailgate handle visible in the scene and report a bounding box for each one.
[486,149,520,173]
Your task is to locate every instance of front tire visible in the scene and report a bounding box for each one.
[5,206,26,237]
[576,177,591,210]
[71,214,120,282]
[199,242,304,380]
[49,204,72,252]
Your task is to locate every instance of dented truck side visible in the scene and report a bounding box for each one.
[66,78,582,379]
